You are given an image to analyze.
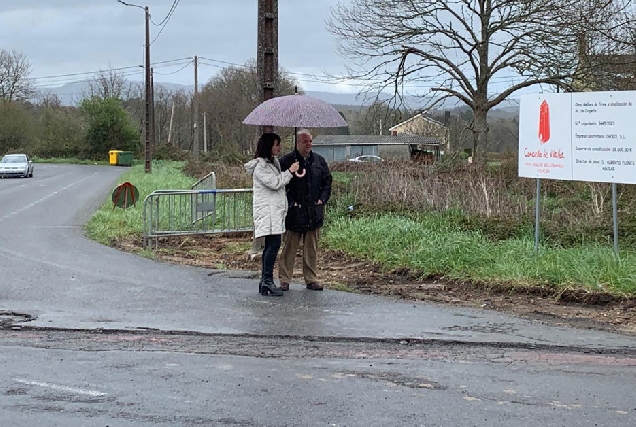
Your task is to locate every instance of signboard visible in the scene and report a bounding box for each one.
[519,91,636,184]
[519,94,573,180]
[571,92,636,183]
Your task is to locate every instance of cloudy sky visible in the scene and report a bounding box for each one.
[0,0,360,93]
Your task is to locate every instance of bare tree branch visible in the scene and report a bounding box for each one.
[0,49,34,102]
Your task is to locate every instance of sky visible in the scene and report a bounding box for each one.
[0,0,359,93]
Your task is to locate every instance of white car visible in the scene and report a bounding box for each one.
[0,154,34,178]
[348,155,384,163]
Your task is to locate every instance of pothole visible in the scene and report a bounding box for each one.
[0,311,34,329]
[345,371,445,390]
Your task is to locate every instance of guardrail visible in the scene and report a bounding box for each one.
[143,188,253,249]
[191,171,216,191]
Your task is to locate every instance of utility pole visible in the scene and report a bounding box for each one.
[193,55,199,158]
[117,0,152,171]
[257,0,278,103]
[203,111,208,154]
[144,6,152,173]
[251,1,279,256]
[167,101,175,146]
[151,67,155,149]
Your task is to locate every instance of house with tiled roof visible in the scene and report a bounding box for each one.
[312,134,444,163]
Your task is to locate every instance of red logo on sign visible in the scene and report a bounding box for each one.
[538,100,550,144]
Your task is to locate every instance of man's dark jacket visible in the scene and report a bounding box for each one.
[279,149,332,232]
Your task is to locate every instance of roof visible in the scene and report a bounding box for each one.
[388,113,446,132]
[313,134,443,146]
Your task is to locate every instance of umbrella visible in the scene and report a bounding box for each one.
[243,94,348,128]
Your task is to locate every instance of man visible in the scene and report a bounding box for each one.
[278,129,332,291]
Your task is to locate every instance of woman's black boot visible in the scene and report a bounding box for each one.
[261,278,283,297]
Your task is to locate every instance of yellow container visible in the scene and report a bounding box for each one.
[109,150,122,165]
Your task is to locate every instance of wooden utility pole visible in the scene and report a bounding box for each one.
[257,0,278,104]
[150,67,155,149]
[203,111,208,154]
[144,6,152,173]
[251,0,279,256]
[193,55,199,158]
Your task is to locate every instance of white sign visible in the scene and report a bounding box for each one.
[519,94,573,180]
[571,92,636,183]
[519,91,636,184]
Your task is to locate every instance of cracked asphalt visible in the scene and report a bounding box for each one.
[1,164,635,426]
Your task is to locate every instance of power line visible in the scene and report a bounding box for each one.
[30,57,193,83]
[153,59,193,75]
[151,0,180,26]
[30,60,193,89]
[151,0,181,46]
[29,65,143,82]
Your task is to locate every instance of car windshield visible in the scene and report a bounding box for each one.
[1,155,27,163]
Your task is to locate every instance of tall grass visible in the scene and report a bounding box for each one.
[323,214,636,294]
[85,161,195,244]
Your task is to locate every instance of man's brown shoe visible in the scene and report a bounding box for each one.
[306,282,323,291]
[279,282,290,291]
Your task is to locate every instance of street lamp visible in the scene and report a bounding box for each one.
[117,0,152,173]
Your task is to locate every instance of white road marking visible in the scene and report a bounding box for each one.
[13,378,108,397]
[0,173,96,223]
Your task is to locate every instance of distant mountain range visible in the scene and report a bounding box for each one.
[37,80,519,117]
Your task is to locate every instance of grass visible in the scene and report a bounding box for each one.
[85,161,194,244]
[33,157,110,165]
[322,213,636,295]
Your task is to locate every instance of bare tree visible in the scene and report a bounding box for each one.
[36,90,63,109]
[574,1,636,91]
[328,0,635,160]
[87,66,131,99]
[350,101,409,135]
[199,61,297,156]
[0,49,33,102]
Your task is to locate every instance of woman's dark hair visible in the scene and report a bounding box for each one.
[254,132,281,160]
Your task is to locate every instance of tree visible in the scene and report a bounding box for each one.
[328,0,635,160]
[87,67,131,100]
[349,101,409,135]
[79,97,139,159]
[0,49,33,102]
[199,61,298,156]
[35,105,86,159]
[0,102,37,153]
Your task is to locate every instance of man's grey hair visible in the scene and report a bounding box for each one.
[297,129,312,138]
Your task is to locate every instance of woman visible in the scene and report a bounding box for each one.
[244,133,299,296]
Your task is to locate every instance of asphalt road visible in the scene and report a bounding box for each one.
[1,163,635,426]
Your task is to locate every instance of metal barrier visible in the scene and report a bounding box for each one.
[191,171,216,191]
[143,188,253,249]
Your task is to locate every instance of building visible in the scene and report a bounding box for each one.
[388,113,450,153]
[311,134,444,163]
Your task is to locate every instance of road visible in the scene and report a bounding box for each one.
[0,164,635,426]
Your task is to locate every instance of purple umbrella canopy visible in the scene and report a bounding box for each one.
[243,94,348,128]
